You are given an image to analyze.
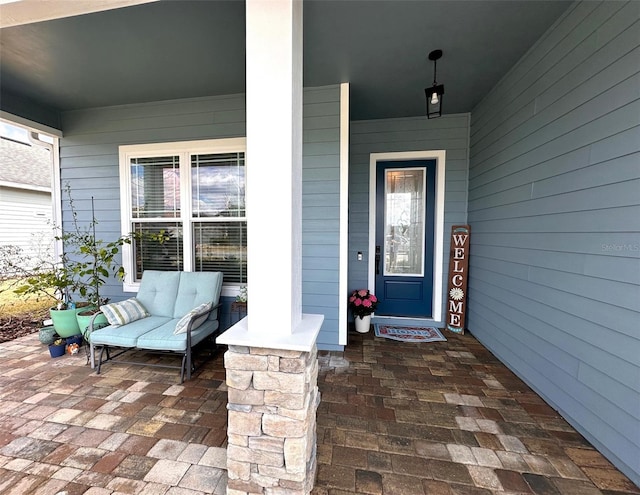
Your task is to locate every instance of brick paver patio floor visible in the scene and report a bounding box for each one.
[0,329,637,494]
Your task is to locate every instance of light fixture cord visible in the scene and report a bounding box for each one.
[433,58,438,85]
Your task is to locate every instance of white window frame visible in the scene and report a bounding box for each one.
[119,137,247,298]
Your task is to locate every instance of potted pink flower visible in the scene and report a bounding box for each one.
[348,289,378,333]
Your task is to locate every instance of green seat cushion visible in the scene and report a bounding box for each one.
[90,316,171,347]
[136,319,220,352]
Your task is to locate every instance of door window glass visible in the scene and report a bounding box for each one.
[384,168,426,276]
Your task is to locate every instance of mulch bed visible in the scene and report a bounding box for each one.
[0,309,49,343]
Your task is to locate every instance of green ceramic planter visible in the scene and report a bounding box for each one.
[76,310,108,340]
[38,326,57,345]
[49,307,81,338]
[50,304,97,337]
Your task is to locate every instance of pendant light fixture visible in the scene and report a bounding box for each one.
[425,49,444,119]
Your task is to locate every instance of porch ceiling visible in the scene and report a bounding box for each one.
[0,0,572,123]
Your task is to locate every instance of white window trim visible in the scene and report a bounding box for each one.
[119,137,247,298]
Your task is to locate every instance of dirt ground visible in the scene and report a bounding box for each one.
[0,278,53,343]
[0,308,49,343]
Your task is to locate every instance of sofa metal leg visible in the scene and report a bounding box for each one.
[97,346,107,375]
[180,355,187,384]
[87,342,96,369]
[185,348,192,381]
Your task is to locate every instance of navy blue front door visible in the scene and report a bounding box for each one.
[375,160,436,317]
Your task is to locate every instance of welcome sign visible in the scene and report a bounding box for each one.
[445,225,470,334]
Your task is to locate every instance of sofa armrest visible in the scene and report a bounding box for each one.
[183,301,222,335]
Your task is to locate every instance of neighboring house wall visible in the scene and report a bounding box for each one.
[348,114,470,325]
[467,1,639,485]
[0,188,52,262]
[58,86,342,348]
[0,138,53,270]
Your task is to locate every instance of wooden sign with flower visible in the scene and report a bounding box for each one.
[446,225,470,334]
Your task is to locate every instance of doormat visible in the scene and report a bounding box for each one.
[373,324,447,343]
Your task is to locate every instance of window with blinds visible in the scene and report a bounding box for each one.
[191,152,246,283]
[119,138,247,290]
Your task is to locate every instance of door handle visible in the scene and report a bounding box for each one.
[375,245,381,275]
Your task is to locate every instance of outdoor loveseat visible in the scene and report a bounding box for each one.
[87,270,223,382]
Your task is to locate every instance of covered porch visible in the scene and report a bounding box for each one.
[0,332,636,495]
[0,0,638,490]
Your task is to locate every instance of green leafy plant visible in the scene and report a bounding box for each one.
[0,184,131,311]
[2,184,170,313]
[62,184,133,310]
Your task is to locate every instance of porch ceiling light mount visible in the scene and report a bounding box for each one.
[425,49,444,119]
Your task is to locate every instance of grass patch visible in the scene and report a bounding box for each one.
[0,279,53,318]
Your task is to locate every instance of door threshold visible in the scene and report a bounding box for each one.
[372,315,438,326]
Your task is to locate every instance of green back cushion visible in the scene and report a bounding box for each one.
[135,271,181,318]
[173,271,223,319]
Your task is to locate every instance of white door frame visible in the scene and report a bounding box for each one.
[368,150,446,323]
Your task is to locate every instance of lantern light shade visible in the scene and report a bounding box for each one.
[425,49,444,119]
[425,84,444,119]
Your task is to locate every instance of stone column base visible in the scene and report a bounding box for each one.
[224,344,319,494]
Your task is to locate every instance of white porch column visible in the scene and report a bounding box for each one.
[218,1,323,493]
[219,0,323,349]
[246,0,302,337]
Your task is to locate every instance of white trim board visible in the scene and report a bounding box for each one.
[338,82,350,346]
[368,150,446,324]
[0,112,62,137]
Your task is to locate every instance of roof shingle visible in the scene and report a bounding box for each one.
[0,137,51,189]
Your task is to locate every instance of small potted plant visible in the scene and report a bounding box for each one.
[236,285,247,304]
[348,289,378,333]
[48,337,66,358]
[230,285,248,324]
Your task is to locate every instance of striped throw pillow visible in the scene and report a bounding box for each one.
[100,298,150,327]
[173,301,212,335]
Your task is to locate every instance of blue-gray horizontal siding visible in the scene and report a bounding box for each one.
[349,114,470,324]
[59,87,342,349]
[468,0,640,484]
[302,86,341,350]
